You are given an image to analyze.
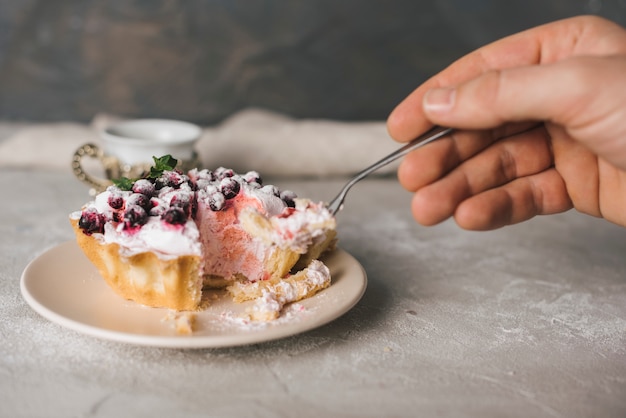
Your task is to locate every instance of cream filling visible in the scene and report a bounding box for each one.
[101,218,201,260]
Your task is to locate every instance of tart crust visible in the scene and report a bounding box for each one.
[71,218,202,311]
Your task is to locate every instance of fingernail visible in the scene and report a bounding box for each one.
[423,87,456,112]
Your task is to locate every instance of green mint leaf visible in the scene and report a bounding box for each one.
[112,177,135,191]
[149,155,178,178]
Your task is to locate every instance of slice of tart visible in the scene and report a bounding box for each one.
[70,158,336,319]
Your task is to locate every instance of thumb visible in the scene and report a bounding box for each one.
[422,56,626,166]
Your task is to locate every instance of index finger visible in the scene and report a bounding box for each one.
[387,15,626,142]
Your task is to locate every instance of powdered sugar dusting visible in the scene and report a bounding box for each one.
[208,302,314,331]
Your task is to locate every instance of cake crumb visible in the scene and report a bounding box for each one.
[231,260,330,321]
[162,312,197,335]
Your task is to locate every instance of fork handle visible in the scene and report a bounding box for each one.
[360,125,453,179]
[327,126,453,215]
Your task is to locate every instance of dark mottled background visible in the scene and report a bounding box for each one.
[0,0,623,124]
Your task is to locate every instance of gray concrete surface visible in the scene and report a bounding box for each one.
[2,168,625,417]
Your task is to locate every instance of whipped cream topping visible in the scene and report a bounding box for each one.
[103,218,201,259]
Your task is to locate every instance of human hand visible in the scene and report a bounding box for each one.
[387,15,626,230]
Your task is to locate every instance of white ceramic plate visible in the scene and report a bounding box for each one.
[20,241,367,349]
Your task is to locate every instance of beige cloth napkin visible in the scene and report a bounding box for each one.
[0,108,399,177]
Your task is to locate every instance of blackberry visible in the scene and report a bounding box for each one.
[194,169,216,182]
[195,179,211,191]
[127,193,151,210]
[161,207,187,225]
[78,208,105,234]
[155,171,184,190]
[123,205,148,228]
[162,171,186,188]
[149,198,167,217]
[243,171,262,185]
[107,193,124,210]
[157,186,174,198]
[220,178,241,199]
[215,167,235,180]
[207,192,225,211]
[280,190,297,208]
[169,190,191,204]
[132,179,156,196]
[170,193,192,217]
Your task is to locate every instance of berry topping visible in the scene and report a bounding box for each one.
[207,192,225,211]
[195,169,216,182]
[78,208,106,234]
[127,193,151,210]
[195,179,211,191]
[123,205,148,228]
[215,167,235,180]
[157,186,174,198]
[156,171,186,189]
[220,177,241,199]
[161,207,187,225]
[132,179,156,196]
[169,190,191,204]
[280,190,297,208]
[169,192,193,216]
[107,193,124,210]
[149,198,167,216]
[280,190,297,200]
[243,171,262,185]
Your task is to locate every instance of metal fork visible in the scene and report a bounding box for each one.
[326,125,453,215]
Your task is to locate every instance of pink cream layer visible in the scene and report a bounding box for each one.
[196,193,271,282]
